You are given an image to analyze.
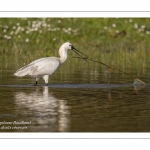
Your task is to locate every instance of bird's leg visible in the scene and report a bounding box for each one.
[35,81,38,86]
[34,78,40,86]
[43,75,49,86]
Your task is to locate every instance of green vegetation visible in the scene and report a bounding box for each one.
[0,18,150,82]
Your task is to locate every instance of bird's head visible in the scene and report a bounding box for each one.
[63,42,88,61]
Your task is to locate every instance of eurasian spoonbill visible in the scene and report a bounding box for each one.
[14,42,87,86]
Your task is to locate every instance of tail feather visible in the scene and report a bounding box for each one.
[14,66,32,77]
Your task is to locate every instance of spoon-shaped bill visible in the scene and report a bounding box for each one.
[71,46,88,62]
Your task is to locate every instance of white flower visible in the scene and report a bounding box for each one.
[104,26,107,30]
[7,36,11,39]
[47,24,51,27]
[58,20,61,23]
[141,25,145,29]
[39,30,42,33]
[68,27,72,31]
[4,35,7,38]
[129,19,132,22]
[32,24,36,28]
[21,28,24,31]
[115,30,119,33]
[26,31,29,34]
[16,23,20,26]
[112,24,116,27]
[13,26,16,29]
[25,38,29,42]
[134,23,138,29]
[42,23,47,27]
[3,25,8,29]
[10,31,14,35]
[34,28,38,31]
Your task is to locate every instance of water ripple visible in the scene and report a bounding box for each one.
[0,83,148,89]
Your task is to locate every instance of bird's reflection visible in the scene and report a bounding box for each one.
[14,86,70,132]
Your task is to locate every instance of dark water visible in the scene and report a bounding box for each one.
[0,67,150,132]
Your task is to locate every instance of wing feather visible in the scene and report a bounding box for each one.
[14,57,61,77]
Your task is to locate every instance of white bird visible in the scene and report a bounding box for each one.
[14,42,87,86]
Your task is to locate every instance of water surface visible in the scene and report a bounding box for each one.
[0,67,150,132]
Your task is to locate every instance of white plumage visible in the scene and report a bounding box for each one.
[14,42,86,85]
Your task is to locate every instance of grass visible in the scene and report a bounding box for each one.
[0,18,150,83]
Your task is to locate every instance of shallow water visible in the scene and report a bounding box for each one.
[0,67,150,132]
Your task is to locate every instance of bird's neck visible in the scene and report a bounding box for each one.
[59,47,68,64]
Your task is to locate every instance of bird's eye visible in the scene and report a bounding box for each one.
[69,45,73,49]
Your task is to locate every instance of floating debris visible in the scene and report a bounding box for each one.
[133,79,146,85]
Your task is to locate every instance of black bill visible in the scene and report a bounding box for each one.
[71,45,88,62]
